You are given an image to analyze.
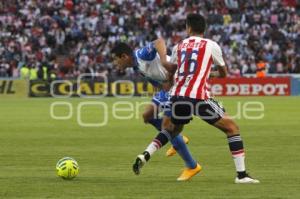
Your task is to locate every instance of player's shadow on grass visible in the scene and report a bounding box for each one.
[76,176,184,184]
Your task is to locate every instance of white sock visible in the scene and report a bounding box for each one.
[233,154,246,172]
[145,139,162,156]
[228,135,246,173]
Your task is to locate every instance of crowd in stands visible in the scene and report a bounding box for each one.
[0,0,299,80]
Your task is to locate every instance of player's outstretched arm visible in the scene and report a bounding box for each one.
[153,38,177,73]
[153,38,168,63]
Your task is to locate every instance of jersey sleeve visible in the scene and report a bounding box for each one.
[211,42,225,66]
[136,42,157,61]
[170,44,178,64]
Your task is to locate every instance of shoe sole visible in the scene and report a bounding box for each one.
[235,181,260,184]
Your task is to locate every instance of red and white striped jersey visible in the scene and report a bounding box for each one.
[170,36,225,99]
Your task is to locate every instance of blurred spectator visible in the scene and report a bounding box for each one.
[256,60,267,78]
[229,64,241,78]
[0,0,299,79]
[20,65,29,79]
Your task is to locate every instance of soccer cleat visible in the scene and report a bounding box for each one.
[235,174,260,184]
[177,163,202,181]
[166,146,177,157]
[132,154,147,175]
[166,135,190,157]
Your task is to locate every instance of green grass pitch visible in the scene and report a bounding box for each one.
[0,96,299,199]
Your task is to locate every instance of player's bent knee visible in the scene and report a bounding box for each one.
[142,112,153,123]
[170,125,183,138]
[143,104,157,123]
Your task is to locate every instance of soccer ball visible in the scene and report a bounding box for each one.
[56,157,79,180]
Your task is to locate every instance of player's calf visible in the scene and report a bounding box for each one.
[214,115,240,136]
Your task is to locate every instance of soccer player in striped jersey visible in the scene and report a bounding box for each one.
[111,39,200,180]
[133,13,259,183]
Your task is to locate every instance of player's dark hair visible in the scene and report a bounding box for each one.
[111,42,133,57]
[186,13,206,34]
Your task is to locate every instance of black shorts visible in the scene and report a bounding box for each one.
[170,96,225,125]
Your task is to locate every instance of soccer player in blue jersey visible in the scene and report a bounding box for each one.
[111,39,201,181]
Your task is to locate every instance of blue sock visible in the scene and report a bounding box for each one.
[148,119,196,168]
[148,118,162,131]
[170,135,197,169]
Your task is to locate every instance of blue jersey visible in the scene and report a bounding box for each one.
[133,43,171,116]
[133,43,169,87]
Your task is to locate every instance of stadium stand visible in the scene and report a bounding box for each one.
[0,0,299,79]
